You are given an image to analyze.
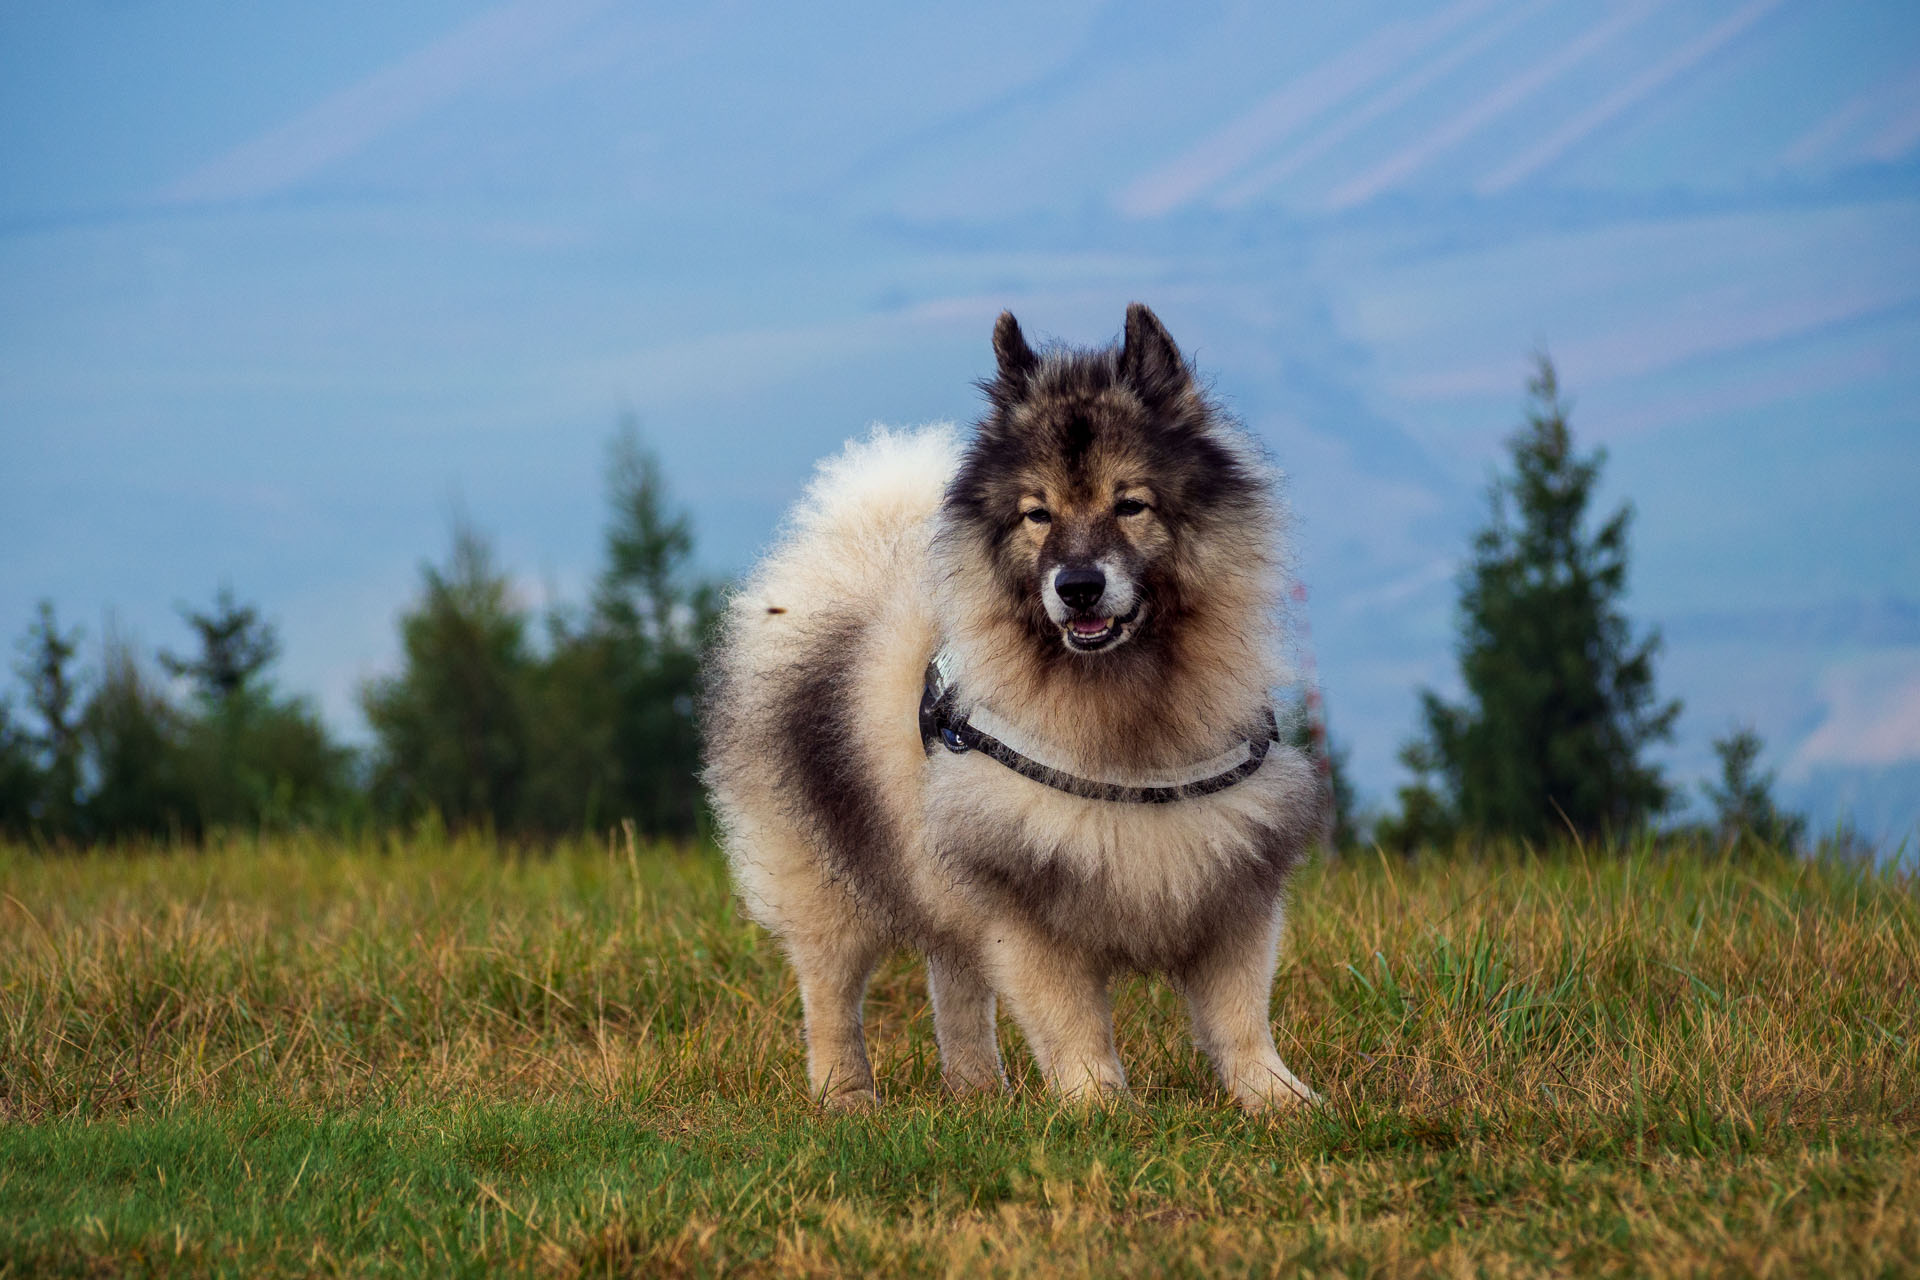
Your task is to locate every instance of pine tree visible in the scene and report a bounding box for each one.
[1375,739,1456,854]
[160,585,279,703]
[79,633,191,840]
[1405,356,1680,846]
[165,586,352,832]
[13,601,84,835]
[593,417,704,647]
[0,699,42,838]
[363,425,717,840]
[1288,711,1361,850]
[1702,727,1805,853]
[596,424,720,839]
[362,525,533,831]
[1324,731,1360,850]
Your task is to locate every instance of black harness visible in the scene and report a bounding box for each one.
[918,653,1279,805]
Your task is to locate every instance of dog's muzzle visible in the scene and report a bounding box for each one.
[1046,563,1142,652]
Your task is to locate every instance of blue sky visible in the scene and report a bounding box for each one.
[3,0,1917,841]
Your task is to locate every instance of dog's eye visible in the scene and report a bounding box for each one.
[1113,498,1148,517]
[1023,508,1051,524]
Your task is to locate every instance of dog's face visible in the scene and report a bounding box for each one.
[1012,440,1165,655]
[945,304,1262,663]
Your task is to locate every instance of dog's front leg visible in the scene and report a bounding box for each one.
[788,927,886,1109]
[979,923,1125,1102]
[1177,902,1318,1111]
[928,953,1007,1094]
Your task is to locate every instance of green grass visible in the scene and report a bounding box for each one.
[2,832,1916,1276]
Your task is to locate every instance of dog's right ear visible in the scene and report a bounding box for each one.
[992,311,1038,387]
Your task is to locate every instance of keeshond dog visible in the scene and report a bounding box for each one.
[704,304,1323,1110]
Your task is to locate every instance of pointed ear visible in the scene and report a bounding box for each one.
[992,311,1038,385]
[1119,302,1190,401]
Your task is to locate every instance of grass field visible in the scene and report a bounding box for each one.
[2,832,1916,1277]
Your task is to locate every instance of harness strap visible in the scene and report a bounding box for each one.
[918,654,1279,805]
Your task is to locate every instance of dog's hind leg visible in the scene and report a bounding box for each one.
[928,954,1006,1094]
[1177,903,1317,1111]
[789,925,887,1109]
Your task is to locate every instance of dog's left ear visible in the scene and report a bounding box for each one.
[1119,303,1191,404]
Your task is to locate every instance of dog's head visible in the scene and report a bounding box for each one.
[943,304,1266,663]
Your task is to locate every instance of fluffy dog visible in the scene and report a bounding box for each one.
[703,304,1323,1109]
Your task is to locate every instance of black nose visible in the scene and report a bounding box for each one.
[1054,566,1106,610]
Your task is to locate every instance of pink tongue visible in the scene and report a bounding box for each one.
[1071,619,1108,635]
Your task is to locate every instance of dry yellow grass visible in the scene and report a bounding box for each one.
[2,832,1916,1275]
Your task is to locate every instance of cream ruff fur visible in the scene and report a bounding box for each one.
[703,307,1323,1110]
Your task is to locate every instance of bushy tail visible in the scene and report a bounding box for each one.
[788,424,961,546]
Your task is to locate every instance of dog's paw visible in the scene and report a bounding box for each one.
[1235,1085,1319,1113]
[942,1072,1011,1098]
[1052,1071,1132,1111]
[819,1086,879,1112]
[1231,1063,1320,1112]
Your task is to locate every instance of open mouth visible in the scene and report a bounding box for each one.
[1062,602,1142,652]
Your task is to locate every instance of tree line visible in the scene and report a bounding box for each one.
[0,423,715,845]
[2,367,1808,853]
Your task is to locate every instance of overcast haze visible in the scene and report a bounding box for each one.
[3,0,1917,841]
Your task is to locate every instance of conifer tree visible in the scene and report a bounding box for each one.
[525,420,717,837]
[79,634,190,840]
[165,586,351,832]
[362,526,533,831]
[160,585,279,704]
[1288,712,1361,850]
[1405,356,1680,846]
[1702,726,1804,853]
[0,700,42,837]
[13,602,84,834]
[593,418,705,648]
[1324,730,1360,850]
[1375,740,1456,854]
